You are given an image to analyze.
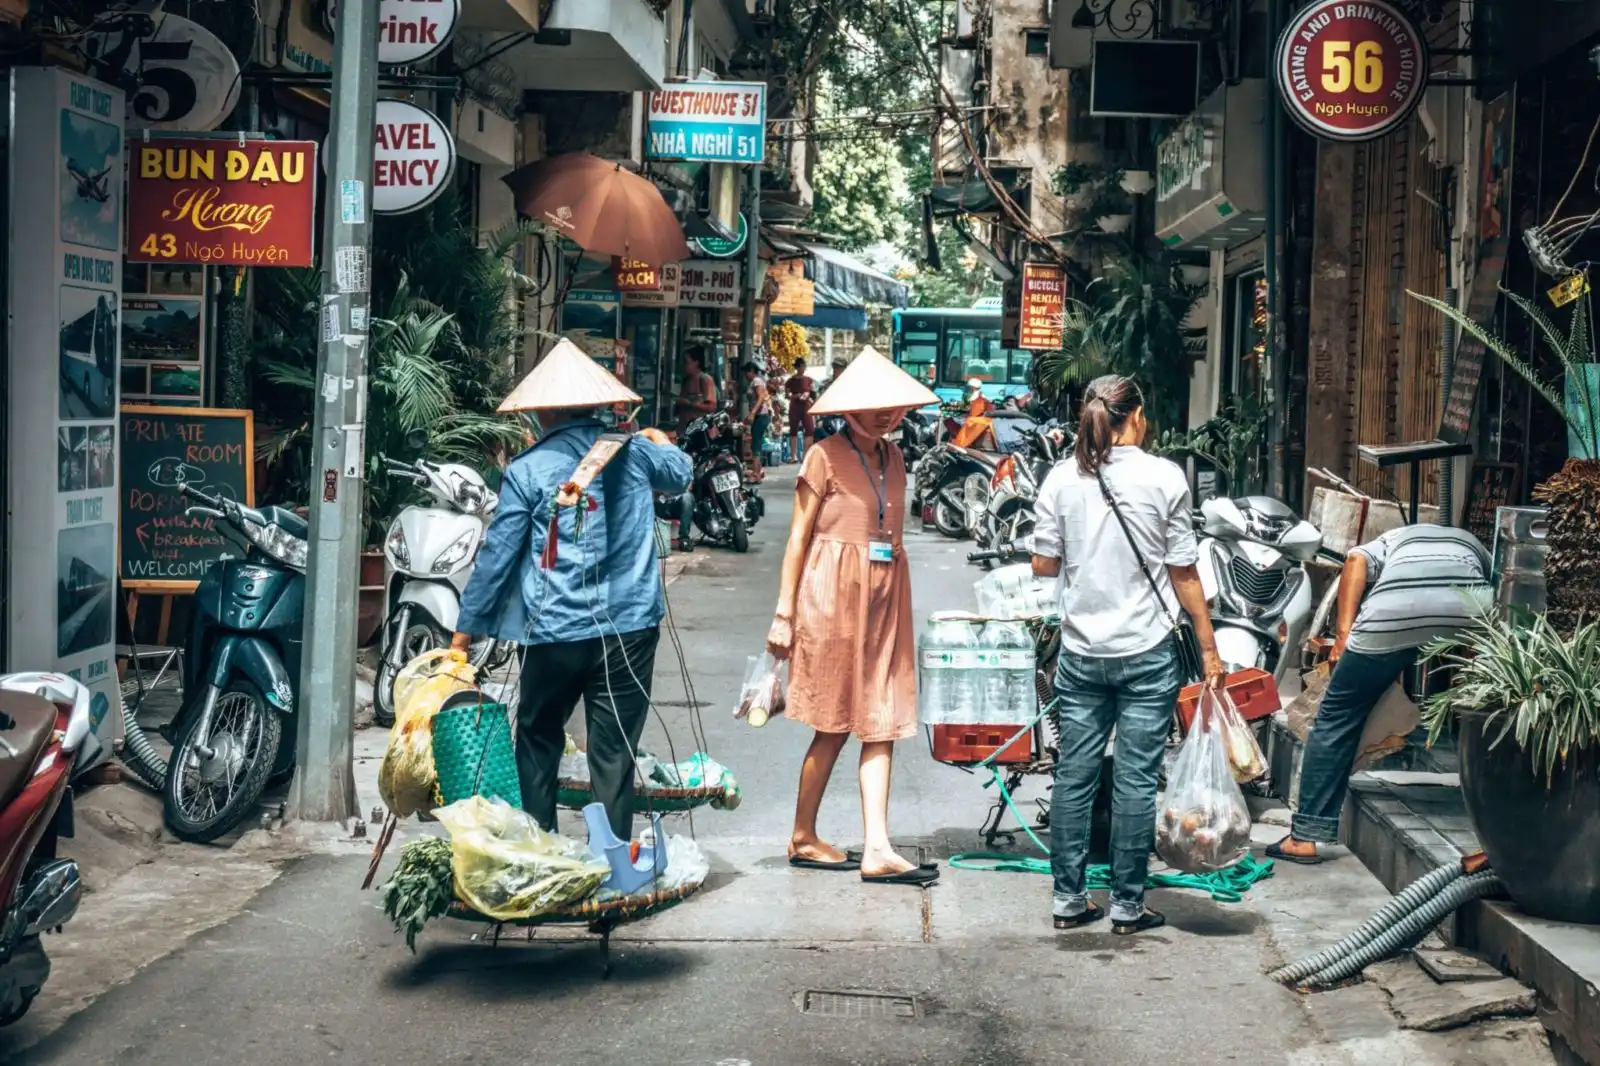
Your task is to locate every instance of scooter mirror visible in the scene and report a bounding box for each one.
[405,428,429,451]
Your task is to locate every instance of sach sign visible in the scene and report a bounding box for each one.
[1274,0,1427,142]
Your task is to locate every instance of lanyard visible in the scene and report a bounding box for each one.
[843,429,889,531]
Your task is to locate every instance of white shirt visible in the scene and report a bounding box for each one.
[1032,446,1199,658]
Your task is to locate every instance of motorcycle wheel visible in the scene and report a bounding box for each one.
[373,616,449,728]
[163,679,281,844]
[731,521,750,553]
[933,496,967,538]
[0,990,35,1027]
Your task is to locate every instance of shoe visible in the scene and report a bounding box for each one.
[788,856,860,871]
[1265,836,1324,865]
[676,539,694,553]
[1053,902,1106,930]
[1112,909,1166,936]
[846,848,938,870]
[861,866,940,886]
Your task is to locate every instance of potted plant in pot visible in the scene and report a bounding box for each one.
[1090,177,1133,234]
[1419,612,1600,923]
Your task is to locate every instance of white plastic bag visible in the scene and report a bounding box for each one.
[1157,699,1253,874]
[734,652,788,727]
[1204,686,1267,784]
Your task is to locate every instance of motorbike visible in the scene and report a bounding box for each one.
[966,423,1065,568]
[680,409,764,552]
[0,674,95,1025]
[162,482,308,843]
[374,451,511,727]
[1195,495,1324,684]
[893,408,936,470]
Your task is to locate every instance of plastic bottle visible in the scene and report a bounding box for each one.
[918,617,981,724]
[990,621,1036,724]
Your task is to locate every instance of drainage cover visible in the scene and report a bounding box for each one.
[799,990,918,1018]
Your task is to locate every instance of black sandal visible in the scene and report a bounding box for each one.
[861,866,940,886]
[1112,909,1166,936]
[1265,836,1325,866]
[847,848,938,871]
[1053,902,1105,930]
[788,855,860,871]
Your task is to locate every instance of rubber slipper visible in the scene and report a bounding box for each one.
[1053,902,1106,930]
[1112,909,1166,936]
[847,848,938,870]
[1265,837,1324,865]
[788,856,860,871]
[861,866,941,886]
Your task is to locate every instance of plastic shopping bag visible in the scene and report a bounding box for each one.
[734,652,788,727]
[1205,685,1268,784]
[434,796,611,921]
[1156,699,1253,874]
[378,649,478,818]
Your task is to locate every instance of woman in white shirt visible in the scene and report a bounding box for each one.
[1031,375,1224,936]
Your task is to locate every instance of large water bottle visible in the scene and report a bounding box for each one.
[985,620,1036,724]
[918,616,981,724]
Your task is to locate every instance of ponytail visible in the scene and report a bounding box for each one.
[1074,374,1143,476]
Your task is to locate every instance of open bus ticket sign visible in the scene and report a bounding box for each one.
[1274,0,1428,143]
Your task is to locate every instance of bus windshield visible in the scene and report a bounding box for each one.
[892,309,1034,400]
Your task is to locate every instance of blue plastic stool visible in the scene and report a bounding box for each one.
[581,803,668,895]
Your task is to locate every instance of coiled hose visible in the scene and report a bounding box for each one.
[1268,860,1466,984]
[1297,871,1506,989]
[119,693,168,790]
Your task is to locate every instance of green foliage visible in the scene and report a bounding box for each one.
[1419,611,1600,784]
[1030,300,1110,397]
[905,225,1002,307]
[1407,287,1599,460]
[1151,393,1269,494]
[1051,161,1100,196]
[1081,257,1206,427]
[811,109,910,250]
[380,836,456,952]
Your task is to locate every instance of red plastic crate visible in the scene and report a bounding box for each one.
[1176,667,1281,734]
[930,723,1035,765]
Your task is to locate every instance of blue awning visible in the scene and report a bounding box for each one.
[800,242,908,308]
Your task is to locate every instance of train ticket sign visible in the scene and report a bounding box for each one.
[1274,0,1428,142]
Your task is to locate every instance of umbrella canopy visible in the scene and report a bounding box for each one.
[503,153,692,265]
[499,338,642,413]
[811,346,938,416]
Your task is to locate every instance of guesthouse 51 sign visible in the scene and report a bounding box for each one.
[1274,0,1427,142]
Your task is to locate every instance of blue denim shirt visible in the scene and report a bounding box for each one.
[456,419,693,646]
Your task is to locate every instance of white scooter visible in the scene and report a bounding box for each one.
[1195,495,1323,684]
[374,454,509,727]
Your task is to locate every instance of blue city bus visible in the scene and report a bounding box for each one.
[890,301,1035,409]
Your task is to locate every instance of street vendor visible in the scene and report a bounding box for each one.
[1269,524,1491,865]
[451,338,693,840]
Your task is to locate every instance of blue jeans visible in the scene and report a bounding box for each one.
[1051,638,1182,923]
[1292,647,1417,843]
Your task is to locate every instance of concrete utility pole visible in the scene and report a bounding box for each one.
[290,0,381,824]
[740,163,763,368]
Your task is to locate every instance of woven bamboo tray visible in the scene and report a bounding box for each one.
[444,879,702,927]
[556,780,737,813]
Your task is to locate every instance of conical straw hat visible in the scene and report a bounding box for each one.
[810,345,938,415]
[498,337,642,412]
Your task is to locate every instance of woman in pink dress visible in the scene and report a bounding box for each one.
[765,347,940,886]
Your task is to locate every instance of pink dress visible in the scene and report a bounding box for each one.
[787,434,917,742]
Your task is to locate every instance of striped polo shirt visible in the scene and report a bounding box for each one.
[1346,524,1493,654]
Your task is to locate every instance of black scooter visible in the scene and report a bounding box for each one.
[679,409,763,553]
[162,483,308,843]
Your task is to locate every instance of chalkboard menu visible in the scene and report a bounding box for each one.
[119,406,255,591]
[1464,461,1520,545]
[1439,239,1509,443]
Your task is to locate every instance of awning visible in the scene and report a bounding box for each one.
[799,242,908,308]
[772,281,868,331]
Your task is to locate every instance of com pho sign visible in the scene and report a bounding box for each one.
[646,81,766,164]
[1274,0,1427,142]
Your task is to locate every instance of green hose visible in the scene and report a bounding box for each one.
[948,763,1276,904]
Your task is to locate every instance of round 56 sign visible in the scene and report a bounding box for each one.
[1274,0,1428,142]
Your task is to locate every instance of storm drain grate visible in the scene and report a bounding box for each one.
[799,990,919,1019]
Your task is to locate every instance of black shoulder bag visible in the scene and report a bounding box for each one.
[1094,469,1204,684]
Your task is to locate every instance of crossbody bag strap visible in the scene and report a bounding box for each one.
[1094,467,1182,633]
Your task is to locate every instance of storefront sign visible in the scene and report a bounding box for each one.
[5,68,125,760]
[324,0,461,66]
[1155,80,1267,250]
[769,259,816,317]
[613,257,661,292]
[621,262,681,308]
[128,139,318,267]
[331,99,455,214]
[645,81,766,164]
[1157,114,1211,203]
[1274,0,1427,142]
[692,212,749,258]
[84,13,242,131]
[1018,262,1066,350]
[678,259,743,308]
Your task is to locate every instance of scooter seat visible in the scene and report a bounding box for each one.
[0,692,58,810]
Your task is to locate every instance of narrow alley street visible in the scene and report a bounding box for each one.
[4,471,1549,1066]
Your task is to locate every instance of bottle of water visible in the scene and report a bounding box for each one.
[992,621,1037,724]
[919,617,981,724]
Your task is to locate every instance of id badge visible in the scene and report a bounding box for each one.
[868,540,894,564]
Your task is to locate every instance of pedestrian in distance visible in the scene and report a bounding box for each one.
[674,345,718,427]
[785,356,816,463]
[1031,374,1225,935]
[450,339,693,842]
[738,361,773,484]
[766,346,942,886]
[1269,524,1491,865]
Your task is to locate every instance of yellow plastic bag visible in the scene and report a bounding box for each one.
[434,796,610,920]
[378,649,478,818]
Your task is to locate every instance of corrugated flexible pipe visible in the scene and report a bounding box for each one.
[119,694,168,790]
[1267,861,1466,984]
[1297,871,1506,989]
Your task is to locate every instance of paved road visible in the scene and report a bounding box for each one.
[11,467,1541,1065]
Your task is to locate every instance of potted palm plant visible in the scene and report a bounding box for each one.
[1419,612,1600,923]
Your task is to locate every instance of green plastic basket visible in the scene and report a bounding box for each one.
[432,698,522,809]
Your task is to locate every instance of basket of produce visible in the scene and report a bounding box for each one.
[556,739,741,812]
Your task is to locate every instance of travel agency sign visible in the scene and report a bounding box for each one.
[1274,0,1427,142]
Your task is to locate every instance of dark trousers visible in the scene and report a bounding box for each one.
[516,627,660,840]
[655,493,694,542]
[1292,647,1417,843]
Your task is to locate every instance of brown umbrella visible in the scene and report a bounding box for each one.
[503,152,692,265]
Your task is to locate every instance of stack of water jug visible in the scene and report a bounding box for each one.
[917,615,1036,727]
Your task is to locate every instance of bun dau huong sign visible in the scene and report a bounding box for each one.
[1274,0,1427,142]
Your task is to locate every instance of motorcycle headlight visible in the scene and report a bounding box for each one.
[385,525,410,570]
[249,521,308,570]
[432,530,476,575]
[455,481,487,514]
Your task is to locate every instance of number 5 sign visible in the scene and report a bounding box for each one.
[1275,0,1428,142]
[82,12,242,132]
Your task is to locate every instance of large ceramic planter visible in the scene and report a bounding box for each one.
[1458,707,1600,923]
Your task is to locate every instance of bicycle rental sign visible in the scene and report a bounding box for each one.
[1274,0,1428,142]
